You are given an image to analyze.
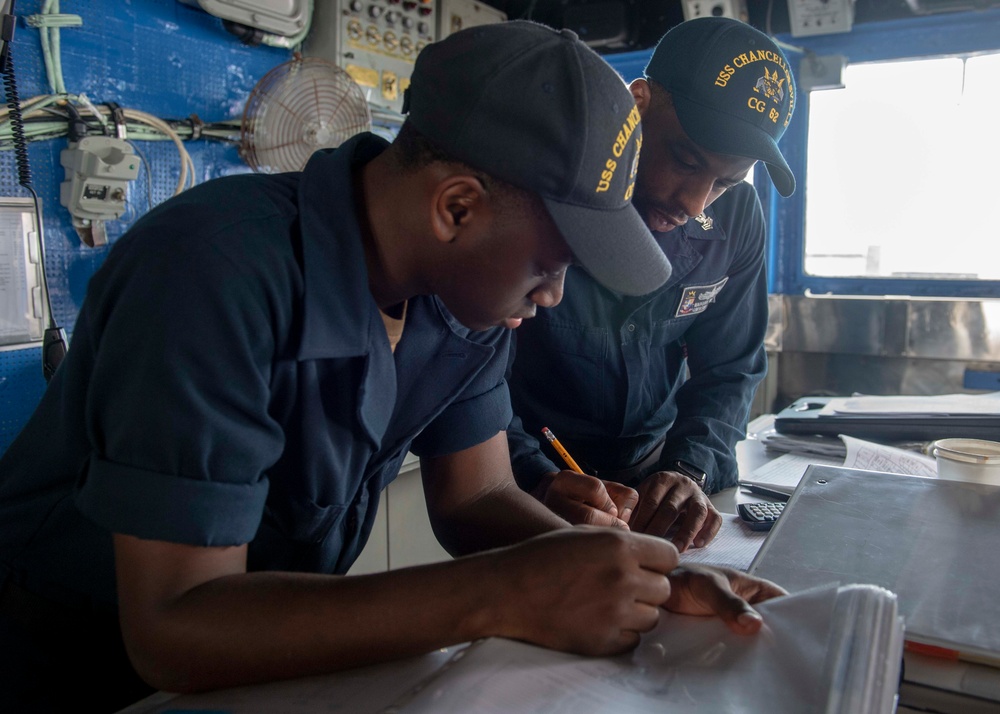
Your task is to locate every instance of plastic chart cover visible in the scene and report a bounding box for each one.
[752,464,1000,659]
[386,583,903,714]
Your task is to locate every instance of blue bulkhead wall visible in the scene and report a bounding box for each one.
[0,0,290,453]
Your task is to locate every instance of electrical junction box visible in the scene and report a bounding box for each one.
[787,0,854,37]
[305,0,438,115]
[438,0,506,40]
[682,0,748,22]
[60,136,139,246]
[178,0,310,37]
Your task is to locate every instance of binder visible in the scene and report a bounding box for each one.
[750,464,1000,660]
[773,394,1000,442]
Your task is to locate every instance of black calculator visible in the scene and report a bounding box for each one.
[738,501,785,531]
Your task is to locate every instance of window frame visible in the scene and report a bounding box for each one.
[770,7,1000,298]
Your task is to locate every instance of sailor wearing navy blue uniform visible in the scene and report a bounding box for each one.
[509,182,767,494]
[507,17,796,554]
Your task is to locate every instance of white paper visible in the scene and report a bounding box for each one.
[744,452,843,489]
[678,513,768,572]
[745,437,937,488]
[841,434,938,477]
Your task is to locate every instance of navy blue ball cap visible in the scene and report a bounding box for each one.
[403,20,670,296]
[645,17,796,197]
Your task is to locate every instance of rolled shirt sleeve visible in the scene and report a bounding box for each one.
[72,197,290,545]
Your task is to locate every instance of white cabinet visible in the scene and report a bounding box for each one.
[348,456,452,575]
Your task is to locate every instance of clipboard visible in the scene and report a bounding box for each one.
[774,395,1000,442]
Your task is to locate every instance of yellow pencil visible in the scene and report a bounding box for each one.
[542,427,585,474]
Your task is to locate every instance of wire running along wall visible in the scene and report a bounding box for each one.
[0,0,290,452]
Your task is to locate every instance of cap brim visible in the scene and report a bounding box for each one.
[671,94,796,197]
[542,198,671,296]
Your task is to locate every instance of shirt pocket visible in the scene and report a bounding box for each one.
[531,321,609,423]
[639,316,690,420]
[264,494,347,545]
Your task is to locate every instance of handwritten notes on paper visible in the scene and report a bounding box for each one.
[744,436,938,496]
[841,435,937,478]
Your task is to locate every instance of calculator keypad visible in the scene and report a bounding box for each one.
[738,502,785,531]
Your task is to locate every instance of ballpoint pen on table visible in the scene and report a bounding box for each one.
[738,481,792,502]
[542,427,585,474]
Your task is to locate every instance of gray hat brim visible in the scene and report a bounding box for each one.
[543,198,672,296]
[671,93,796,197]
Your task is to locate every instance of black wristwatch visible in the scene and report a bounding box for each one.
[672,460,707,490]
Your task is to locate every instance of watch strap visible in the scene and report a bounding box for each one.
[673,459,707,489]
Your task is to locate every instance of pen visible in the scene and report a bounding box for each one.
[738,482,792,502]
[542,427,585,474]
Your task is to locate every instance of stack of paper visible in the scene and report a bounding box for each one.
[387,583,904,714]
[824,584,906,714]
[756,422,931,461]
[740,435,938,498]
[899,649,1000,713]
[760,428,849,459]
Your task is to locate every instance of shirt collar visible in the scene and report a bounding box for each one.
[296,133,389,360]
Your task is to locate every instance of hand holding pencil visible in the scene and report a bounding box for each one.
[541,427,637,531]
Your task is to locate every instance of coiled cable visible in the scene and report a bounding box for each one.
[2,3,67,381]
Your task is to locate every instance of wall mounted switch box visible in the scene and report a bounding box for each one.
[178,0,309,37]
[60,136,139,247]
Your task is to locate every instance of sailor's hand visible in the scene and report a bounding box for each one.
[664,564,786,635]
[630,471,722,552]
[493,527,677,654]
[536,471,638,530]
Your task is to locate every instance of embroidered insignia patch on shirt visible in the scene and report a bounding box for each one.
[693,213,714,231]
[675,277,729,317]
